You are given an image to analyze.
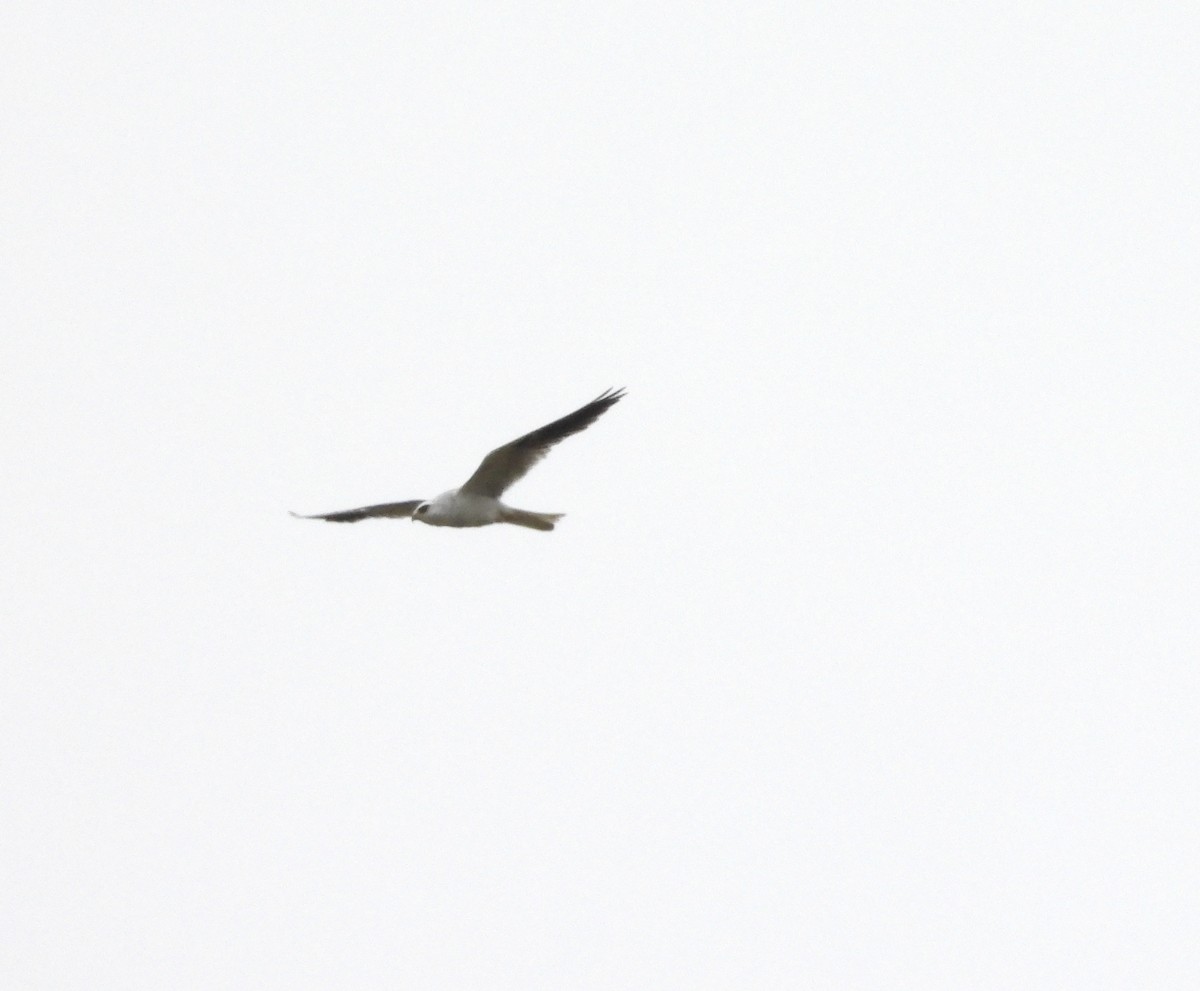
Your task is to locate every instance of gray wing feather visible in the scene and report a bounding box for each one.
[290,500,423,523]
[459,388,625,498]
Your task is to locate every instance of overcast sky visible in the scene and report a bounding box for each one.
[3,3,1196,988]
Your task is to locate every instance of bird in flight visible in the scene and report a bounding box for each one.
[292,388,625,531]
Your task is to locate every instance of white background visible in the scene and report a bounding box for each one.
[3,3,1196,987]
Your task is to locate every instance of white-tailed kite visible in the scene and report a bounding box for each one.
[292,388,625,531]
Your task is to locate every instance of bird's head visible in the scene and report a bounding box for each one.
[413,491,457,525]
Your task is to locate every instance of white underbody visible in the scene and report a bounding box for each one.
[415,490,500,527]
[414,489,565,530]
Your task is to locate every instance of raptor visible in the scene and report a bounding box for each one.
[292,388,625,531]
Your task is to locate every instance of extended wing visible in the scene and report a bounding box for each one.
[459,388,625,499]
[290,500,422,523]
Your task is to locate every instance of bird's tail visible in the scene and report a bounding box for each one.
[501,508,565,531]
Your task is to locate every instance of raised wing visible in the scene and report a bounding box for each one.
[459,388,625,499]
[290,500,422,523]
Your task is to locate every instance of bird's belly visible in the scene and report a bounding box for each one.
[433,493,502,527]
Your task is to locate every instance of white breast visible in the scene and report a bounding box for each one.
[427,490,503,527]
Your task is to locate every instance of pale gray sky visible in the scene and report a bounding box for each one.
[3,3,1196,988]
